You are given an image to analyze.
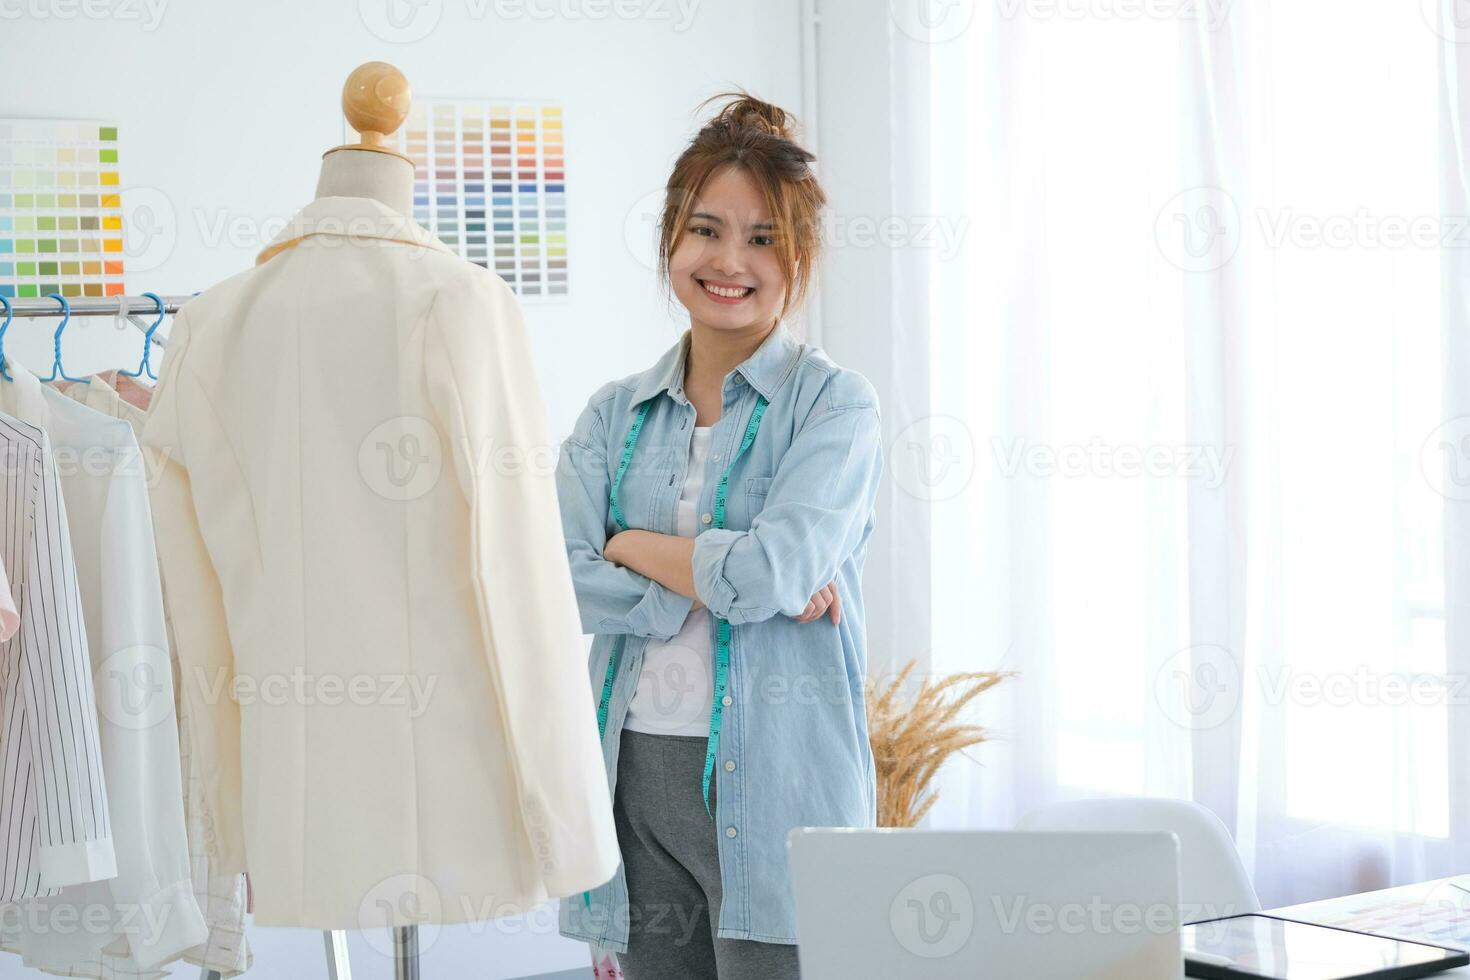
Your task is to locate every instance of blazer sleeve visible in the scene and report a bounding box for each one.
[24,430,116,889]
[138,310,248,876]
[423,270,619,897]
[691,380,884,626]
[555,397,694,640]
[94,428,208,968]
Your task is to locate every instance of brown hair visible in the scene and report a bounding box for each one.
[657,91,826,320]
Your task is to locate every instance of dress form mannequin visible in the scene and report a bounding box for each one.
[314,61,415,217]
[310,63,423,980]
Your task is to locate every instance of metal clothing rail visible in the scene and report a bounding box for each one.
[2,294,193,318]
[3,293,191,349]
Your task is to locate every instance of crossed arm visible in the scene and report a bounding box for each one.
[604,529,842,625]
[557,389,881,635]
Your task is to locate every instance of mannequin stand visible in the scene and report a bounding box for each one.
[394,926,421,980]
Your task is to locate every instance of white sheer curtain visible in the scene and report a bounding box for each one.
[909,0,1466,908]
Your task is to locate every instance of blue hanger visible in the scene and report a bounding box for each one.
[40,294,89,384]
[0,296,13,382]
[118,291,165,381]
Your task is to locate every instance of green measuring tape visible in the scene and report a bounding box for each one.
[584,393,769,910]
[698,396,768,814]
[592,399,653,743]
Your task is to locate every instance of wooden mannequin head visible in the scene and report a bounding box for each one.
[315,62,415,214]
[325,61,414,163]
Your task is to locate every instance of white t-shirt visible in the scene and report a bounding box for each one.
[623,425,715,736]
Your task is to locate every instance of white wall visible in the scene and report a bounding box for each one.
[2,0,803,439]
[813,2,933,680]
[1,1,803,977]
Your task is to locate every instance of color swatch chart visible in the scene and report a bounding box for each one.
[0,120,126,300]
[389,100,567,298]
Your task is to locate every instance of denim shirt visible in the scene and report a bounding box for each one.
[555,322,883,950]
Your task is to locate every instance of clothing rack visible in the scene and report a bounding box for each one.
[2,293,189,350]
[2,294,193,318]
[3,292,421,980]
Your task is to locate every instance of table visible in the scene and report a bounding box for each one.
[1266,877,1470,974]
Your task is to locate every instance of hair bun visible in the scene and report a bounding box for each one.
[660,90,827,322]
[708,92,796,141]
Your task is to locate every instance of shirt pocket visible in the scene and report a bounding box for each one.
[724,475,773,530]
[609,447,676,532]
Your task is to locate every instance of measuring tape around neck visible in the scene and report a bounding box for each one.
[594,393,769,801]
[698,395,768,814]
[583,393,767,910]
[583,399,654,912]
[591,399,655,743]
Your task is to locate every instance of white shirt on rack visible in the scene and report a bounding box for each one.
[623,425,715,737]
[63,373,251,978]
[0,363,206,975]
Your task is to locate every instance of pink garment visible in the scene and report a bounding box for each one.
[0,559,18,641]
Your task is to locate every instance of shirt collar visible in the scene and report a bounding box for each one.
[256,196,454,265]
[0,359,53,429]
[66,372,146,428]
[631,322,800,407]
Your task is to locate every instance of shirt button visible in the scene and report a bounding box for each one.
[734,373,745,385]
[724,760,736,772]
[726,826,738,838]
[701,513,713,525]
[712,453,721,462]
[721,695,732,707]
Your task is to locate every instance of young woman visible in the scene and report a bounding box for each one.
[555,94,884,980]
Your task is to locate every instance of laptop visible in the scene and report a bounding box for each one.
[788,828,1183,980]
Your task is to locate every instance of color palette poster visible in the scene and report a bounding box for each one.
[0,119,126,300]
[373,100,568,299]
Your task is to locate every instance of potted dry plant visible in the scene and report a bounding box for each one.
[865,658,1013,827]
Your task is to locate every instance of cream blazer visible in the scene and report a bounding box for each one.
[138,196,618,929]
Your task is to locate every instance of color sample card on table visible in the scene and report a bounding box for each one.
[0,119,126,301]
[358,100,568,299]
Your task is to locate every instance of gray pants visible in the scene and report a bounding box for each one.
[613,729,801,980]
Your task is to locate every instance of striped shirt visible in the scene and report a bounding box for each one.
[0,412,115,901]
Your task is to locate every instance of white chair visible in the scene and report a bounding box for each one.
[1018,797,1261,922]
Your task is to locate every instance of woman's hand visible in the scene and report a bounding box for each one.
[603,529,633,567]
[794,581,841,625]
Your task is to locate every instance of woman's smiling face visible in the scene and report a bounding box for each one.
[669,166,790,333]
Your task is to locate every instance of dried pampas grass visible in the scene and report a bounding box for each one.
[866,658,1013,828]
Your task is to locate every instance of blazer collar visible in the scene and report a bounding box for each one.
[632,322,800,407]
[256,196,454,265]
